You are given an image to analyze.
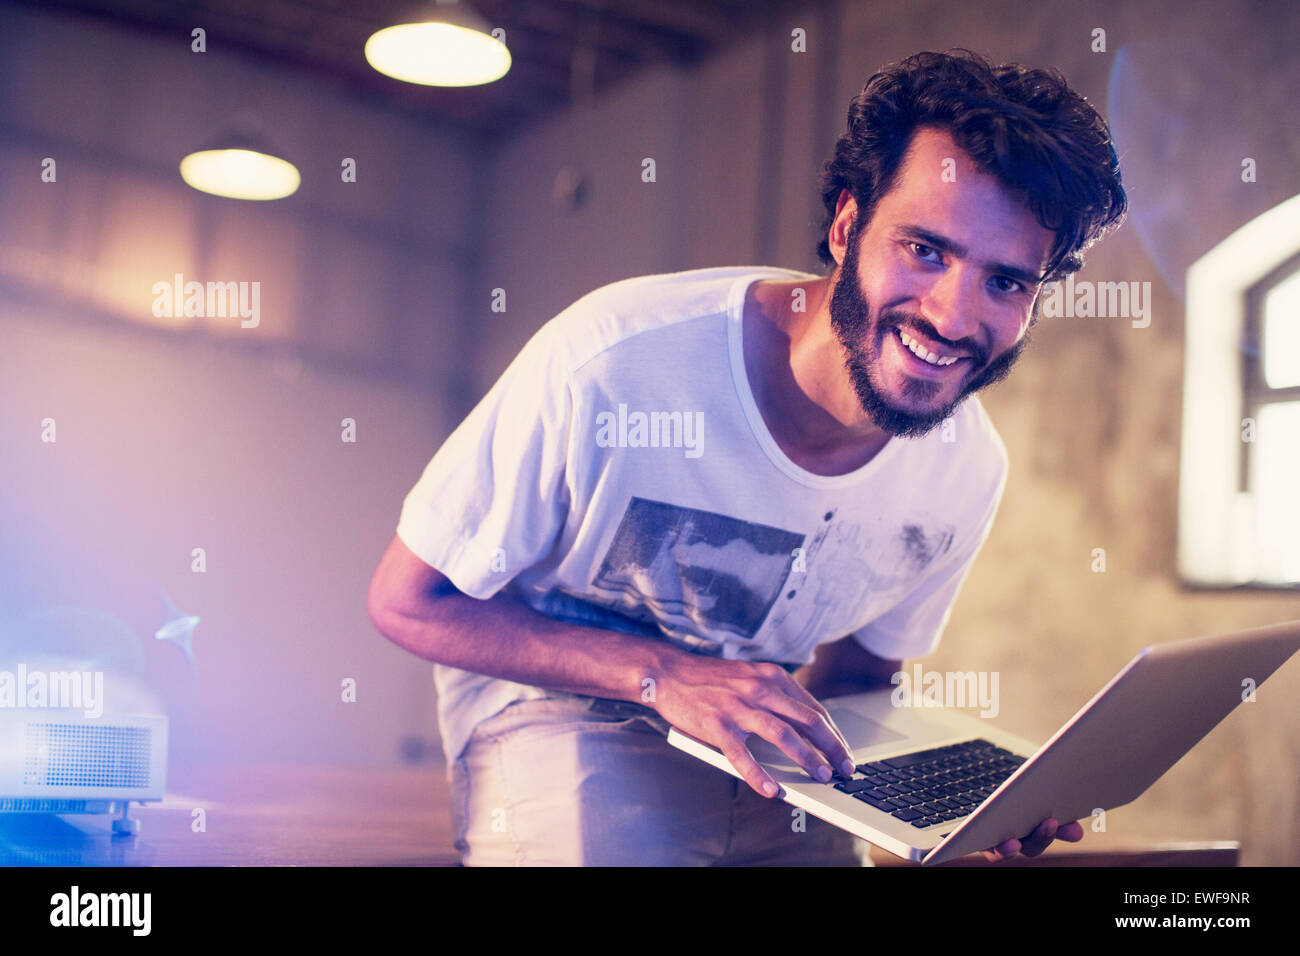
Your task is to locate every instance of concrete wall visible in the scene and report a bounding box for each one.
[0,5,485,767]
[476,0,1300,864]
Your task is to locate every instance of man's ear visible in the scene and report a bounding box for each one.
[829,188,857,266]
[835,187,855,217]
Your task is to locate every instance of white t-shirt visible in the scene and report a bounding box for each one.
[396,265,1009,764]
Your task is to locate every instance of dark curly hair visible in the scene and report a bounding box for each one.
[816,49,1127,283]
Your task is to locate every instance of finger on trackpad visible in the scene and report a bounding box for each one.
[745,709,905,772]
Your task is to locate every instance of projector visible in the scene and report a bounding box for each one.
[0,710,167,835]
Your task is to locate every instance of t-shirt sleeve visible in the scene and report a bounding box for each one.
[395,322,574,600]
[851,455,1008,661]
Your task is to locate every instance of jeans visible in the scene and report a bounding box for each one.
[447,693,871,866]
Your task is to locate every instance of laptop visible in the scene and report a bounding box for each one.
[667,619,1300,865]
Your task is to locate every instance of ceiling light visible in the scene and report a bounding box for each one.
[180,120,299,201]
[365,1,511,87]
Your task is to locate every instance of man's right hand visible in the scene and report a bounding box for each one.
[649,651,858,798]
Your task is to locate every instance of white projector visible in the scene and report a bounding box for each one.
[0,710,167,834]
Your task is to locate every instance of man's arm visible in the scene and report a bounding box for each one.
[794,634,902,701]
[367,533,858,794]
[367,532,662,703]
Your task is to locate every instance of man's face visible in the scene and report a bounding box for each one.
[829,126,1054,438]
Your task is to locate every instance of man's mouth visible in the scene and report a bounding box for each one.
[887,325,974,378]
[893,326,968,365]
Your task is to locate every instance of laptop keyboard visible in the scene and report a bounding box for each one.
[833,739,1027,829]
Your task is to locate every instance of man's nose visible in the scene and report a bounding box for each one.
[918,266,982,347]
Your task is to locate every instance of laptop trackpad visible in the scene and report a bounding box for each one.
[746,706,906,771]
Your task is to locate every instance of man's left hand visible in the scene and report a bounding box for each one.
[980,817,1083,862]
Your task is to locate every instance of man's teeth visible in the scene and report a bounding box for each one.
[897,328,961,366]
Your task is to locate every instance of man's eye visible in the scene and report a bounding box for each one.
[909,242,938,261]
[992,276,1024,294]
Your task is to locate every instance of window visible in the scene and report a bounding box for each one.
[1179,193,1300,587]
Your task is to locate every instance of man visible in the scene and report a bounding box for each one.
[368,49,1127,866]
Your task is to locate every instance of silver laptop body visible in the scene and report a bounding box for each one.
[667,619,1300,865]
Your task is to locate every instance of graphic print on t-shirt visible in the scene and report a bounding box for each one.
[763,507,959,652]
[592,497,804,640]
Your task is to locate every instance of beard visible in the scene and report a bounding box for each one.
[828,224,1031,439]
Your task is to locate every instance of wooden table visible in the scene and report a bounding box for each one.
[868,841,1239,866]
[0,764,460,866]
[0,763,1238,866]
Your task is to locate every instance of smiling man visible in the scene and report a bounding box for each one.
[368,49,1127,866]
[745,123,1053,472]
[827,129,1044,440]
